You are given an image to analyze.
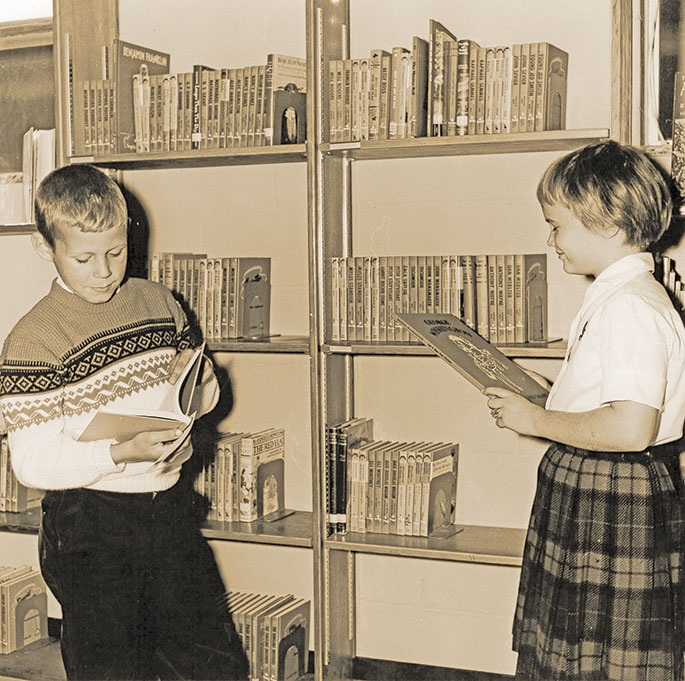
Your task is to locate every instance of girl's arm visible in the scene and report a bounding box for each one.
[484,387,659,452]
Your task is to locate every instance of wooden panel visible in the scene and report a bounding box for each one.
[0,39,54,172]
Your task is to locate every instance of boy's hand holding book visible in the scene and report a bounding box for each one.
[78,344,207,463]
[110,426,186,464]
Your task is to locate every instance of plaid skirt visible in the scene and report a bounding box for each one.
[514,443,685,681]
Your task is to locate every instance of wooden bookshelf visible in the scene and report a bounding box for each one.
[0,225,36,235]
[208,335,310,354]
[69,144,307,170]
[0,638,65,681]
[326,524,525,566]
[322,129,610,161]
[0,507,312,547]
[322,339,567,359]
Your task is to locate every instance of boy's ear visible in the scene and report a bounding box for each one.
[31,233,55,262]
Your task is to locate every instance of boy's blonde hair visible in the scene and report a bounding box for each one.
[34,165,128,249]
[537,140,672,249]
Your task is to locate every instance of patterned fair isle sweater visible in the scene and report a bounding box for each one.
[0,277,218,493]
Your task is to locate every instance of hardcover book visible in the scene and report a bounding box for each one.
[110,39,170,154]
[77,343,206,452]
[428,20,456,136]
[396,312,549,406]
[239,427,288,523]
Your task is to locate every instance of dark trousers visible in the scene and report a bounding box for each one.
[39,477,248,681]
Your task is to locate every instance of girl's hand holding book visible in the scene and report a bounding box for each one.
[483,387,543,435]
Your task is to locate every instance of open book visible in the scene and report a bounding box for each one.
[396,313,549,406]
[77,343,206,445]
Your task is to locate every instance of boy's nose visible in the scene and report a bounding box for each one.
[546,231,555,248]
[94,258,111,278]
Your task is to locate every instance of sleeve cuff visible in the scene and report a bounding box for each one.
[94,440,126,474]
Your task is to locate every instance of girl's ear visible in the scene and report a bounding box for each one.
[31,233,55,262]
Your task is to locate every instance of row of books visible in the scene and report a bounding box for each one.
[328,18,568,142]
[326,418,458,538]
[194,428,287,524]
[0,436,43,514]
[149,253,271,341]
[660,255,685,309]
[225,590,310,681]
[0,566,48,655]
[75,38,307,156]
[330,253,548,345]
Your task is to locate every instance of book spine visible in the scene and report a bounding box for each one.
[378,54,391,140]
[500,46,512,133]
[510,44,521,133]
[527,43,538,132]
[359,58,370,141]
[487,254,498,342]
[484,47,496,134]
[328,60,338,142]
[505,254,515,343]
[496,254,506,342]
[461,255,476,330]
[350,59,360,141]
[446,40,458,136]
[518,43,529,132]
[475,47,487,135]
[514,254,525,344]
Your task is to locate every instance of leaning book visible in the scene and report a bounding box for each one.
[396,313,549,406]
[77,343,206,448]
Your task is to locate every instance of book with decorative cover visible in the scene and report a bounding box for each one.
[396,312,549,406]
[109,40,170,154]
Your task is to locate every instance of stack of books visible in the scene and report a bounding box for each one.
[0,436,43,514]
[74,39,306,155]
[149,252,271,341]
[0,566,48,654]
[194,428,289,523]
[328,19,568,142]
[224,590,310,681]
[326,418,459,538]
[330,253,548,345]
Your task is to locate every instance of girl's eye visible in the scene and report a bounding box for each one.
[75,257,90,264]
[108,250,123,258]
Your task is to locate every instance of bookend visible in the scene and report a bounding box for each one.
[273,85,306,145]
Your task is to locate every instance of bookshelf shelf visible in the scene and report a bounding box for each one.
[322,339,567,359]
[68,145,307,170]
[202,510,313,547]
[322,129,610,161]
[0,507,313,548]
[0,224,36,235]
[208,335,310,354]
[326,524,525,566]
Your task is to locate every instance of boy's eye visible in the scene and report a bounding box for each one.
[75,257,91,264]
[108,250,124,258]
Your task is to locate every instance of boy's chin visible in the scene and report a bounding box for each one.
[81,284,120,303]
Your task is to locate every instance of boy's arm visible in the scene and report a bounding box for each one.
[484,388,659,452]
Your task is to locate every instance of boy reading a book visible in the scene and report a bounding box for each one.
[484,141,685,680]
[0,165,248,680]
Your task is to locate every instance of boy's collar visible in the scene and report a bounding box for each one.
[56,275,73,293]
